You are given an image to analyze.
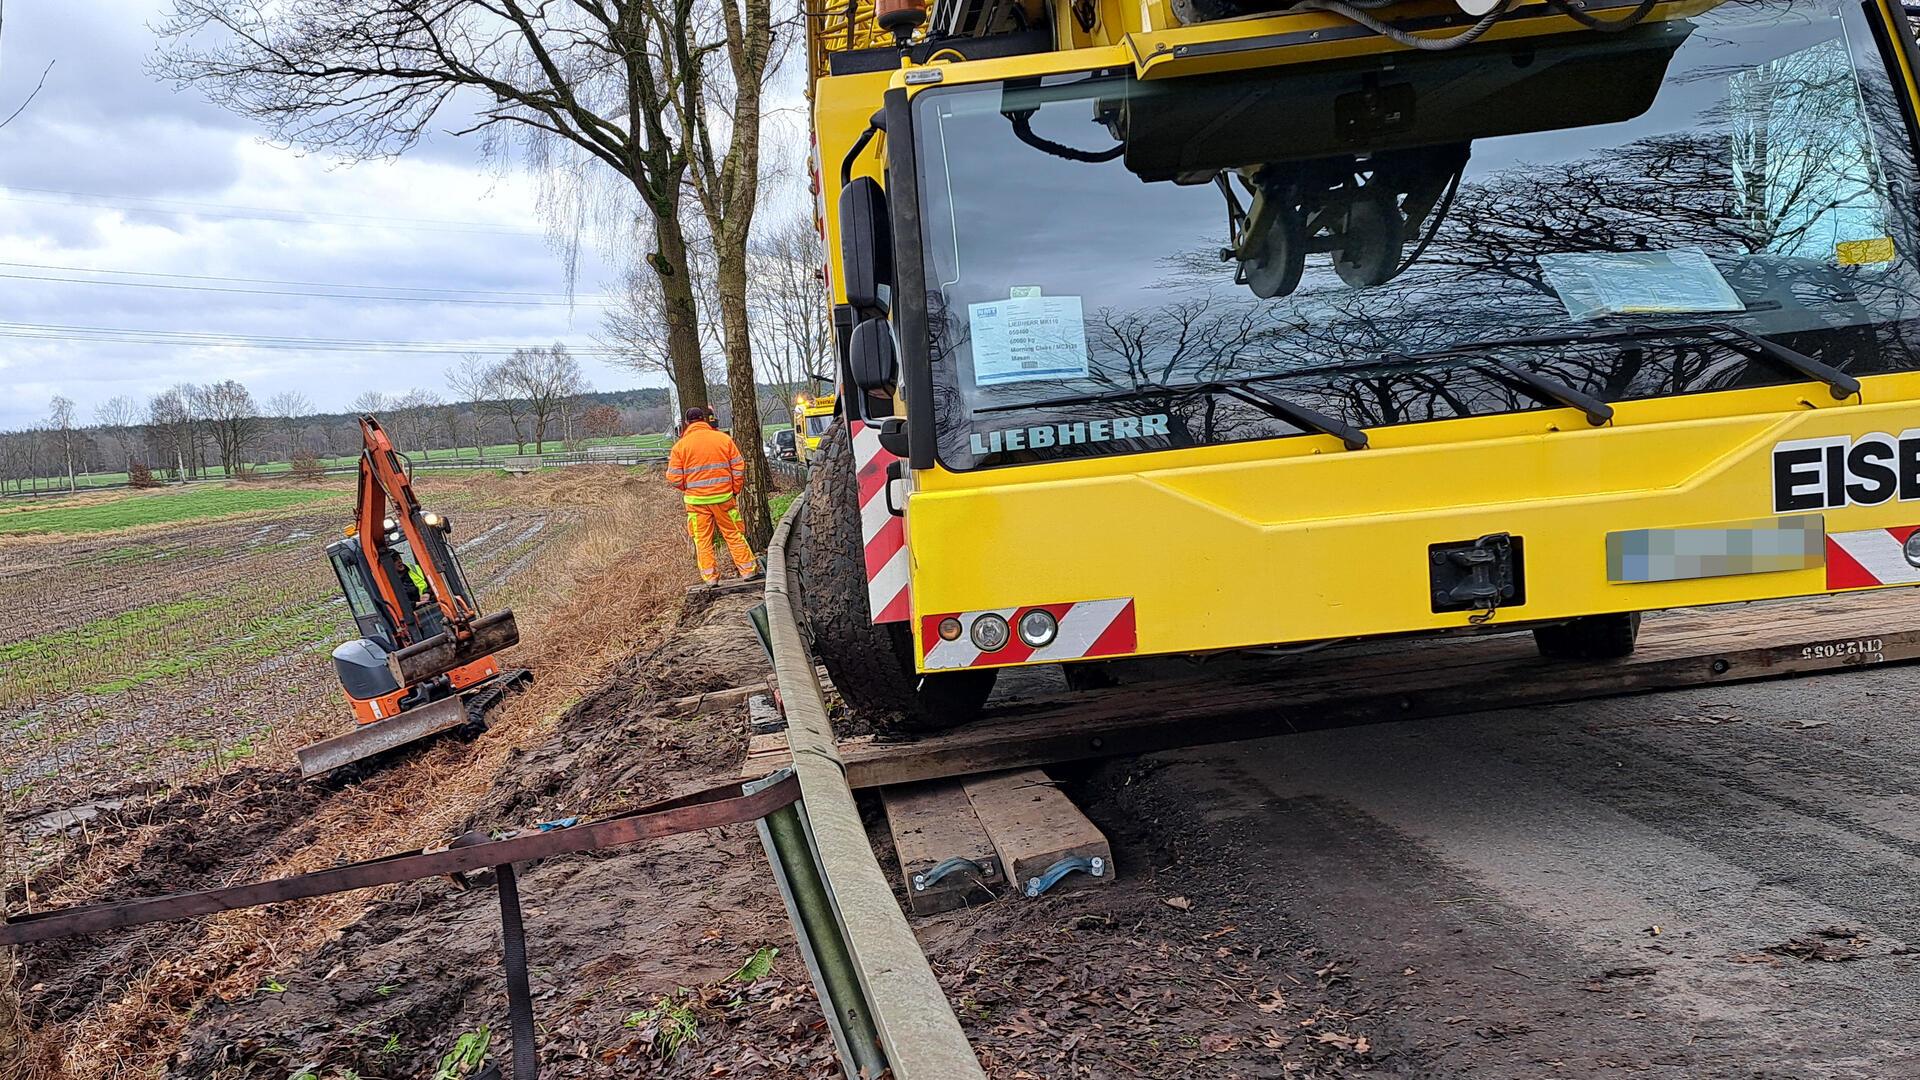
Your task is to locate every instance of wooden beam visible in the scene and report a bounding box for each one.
[962,770,1112,899]
[882,781,1004,915]
[743,590,1920,789]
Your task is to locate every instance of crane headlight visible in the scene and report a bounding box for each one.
[1016,609,1058,648]
[969,613,1010,652]
[423,512,444,530]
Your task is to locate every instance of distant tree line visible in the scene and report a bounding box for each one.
[3,347,612,494]
[0,344,807,495]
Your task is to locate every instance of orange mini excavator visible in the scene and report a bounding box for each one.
[296,415,530,778]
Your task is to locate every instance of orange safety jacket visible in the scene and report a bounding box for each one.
[667,421,746,505]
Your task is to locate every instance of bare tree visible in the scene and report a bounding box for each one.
[146,388,195,480]
[47,395,77,491]
[475,367,532,454]
[498,344,588,453]
[351,390,389,417]
[750,210,832,403]
[390,389,442,452]
[677,0,782,547]
[95,395,141,471]
[600,251,727,414]
[156,1,712,410]
[265,390,313,461]
[445,355,497,459]
[197,380,265,475]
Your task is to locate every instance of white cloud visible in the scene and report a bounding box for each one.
[0,1,663,429]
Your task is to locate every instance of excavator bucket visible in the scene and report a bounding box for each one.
[386,609,520,686]
[296,694,470,778]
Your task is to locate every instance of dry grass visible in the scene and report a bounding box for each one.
[23,469,706,1080]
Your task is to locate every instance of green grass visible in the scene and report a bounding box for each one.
[768,492,797,523]
[0,598,219,668]
[0,486,339,536]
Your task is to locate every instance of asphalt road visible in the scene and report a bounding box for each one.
[1099,654,1920,1078]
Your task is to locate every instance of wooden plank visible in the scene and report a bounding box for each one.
[743,589,1920,789]
[963,770,1112,899]
[668,684,763,716]
[882,781,1005,915]
[747,732,790,759]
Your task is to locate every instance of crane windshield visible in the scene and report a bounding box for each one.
[913,0,1920,470]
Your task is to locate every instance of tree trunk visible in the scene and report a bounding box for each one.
[654,211,709,413]
[715,249,774,551]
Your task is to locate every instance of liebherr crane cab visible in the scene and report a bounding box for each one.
[799,0,1920,731]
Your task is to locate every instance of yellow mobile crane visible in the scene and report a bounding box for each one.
[793,391,840,464]
[798,0,1920,730]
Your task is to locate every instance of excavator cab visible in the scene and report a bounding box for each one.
[297,416,531,779]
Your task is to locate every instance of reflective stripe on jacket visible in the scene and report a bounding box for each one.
[667,420,746,505]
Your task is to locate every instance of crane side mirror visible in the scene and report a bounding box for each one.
[848,318,898,396]
[839,177,893,315]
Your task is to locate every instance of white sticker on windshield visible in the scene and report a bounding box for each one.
[1538,247,1746,322]
[969,295,1089,386]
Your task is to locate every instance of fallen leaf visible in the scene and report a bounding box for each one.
[1313,1032,1357,1049]
[1256,990,1287,1014]
[1402,967,1419,976]
[1164,896,1193,912]
[1645,925,1663,937]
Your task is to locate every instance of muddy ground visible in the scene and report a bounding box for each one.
[1085,646,1920,1079]
[13,583,1377,1079]
[19,531,1920,1077]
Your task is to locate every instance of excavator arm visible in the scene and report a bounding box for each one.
[353,415,519,686]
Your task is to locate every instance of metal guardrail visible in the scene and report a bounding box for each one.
[768,459,807,486]
[756,497,985,1080]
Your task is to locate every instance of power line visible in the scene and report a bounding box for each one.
[0,269,611,308]
[0,319,630,357]
[0,185,548,237]
[0,259,585,298]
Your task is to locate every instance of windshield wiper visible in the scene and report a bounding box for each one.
[1393,321,1860,401]
[975,376,1369,450]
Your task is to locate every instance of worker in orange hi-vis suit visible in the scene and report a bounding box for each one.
[667,407,761,585]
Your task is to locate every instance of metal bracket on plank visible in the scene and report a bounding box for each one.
[1023,855,1106,898]
[913,856,996,892]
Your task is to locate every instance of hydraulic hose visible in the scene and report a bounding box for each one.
[1289,0,1513,51]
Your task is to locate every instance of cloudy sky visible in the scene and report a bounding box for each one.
[0,2,725,431]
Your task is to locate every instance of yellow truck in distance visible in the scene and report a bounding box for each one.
[793,392,839,464]
[797,0,1920,731]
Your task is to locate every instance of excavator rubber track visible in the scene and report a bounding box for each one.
[458,668,534,738]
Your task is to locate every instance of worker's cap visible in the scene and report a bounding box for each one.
[684,407,711,424]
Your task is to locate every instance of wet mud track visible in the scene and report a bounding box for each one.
[1084,657,1920,1078]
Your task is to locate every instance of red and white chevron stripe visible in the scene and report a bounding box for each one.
[851,419,910,623]
[1827,525,1920,589]
[920,599,1138,670]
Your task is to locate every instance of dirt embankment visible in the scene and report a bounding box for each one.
[10,472,838,1080]
[165,599,837,1080]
